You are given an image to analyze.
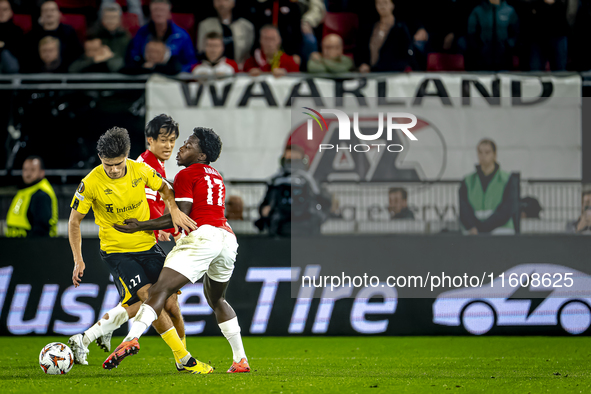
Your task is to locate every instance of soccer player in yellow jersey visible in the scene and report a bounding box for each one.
[66,127,211,374]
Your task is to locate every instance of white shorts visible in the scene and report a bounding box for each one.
[163,225,238,283]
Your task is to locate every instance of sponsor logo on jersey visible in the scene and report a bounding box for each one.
[131,178,142,187]
[77,182,85,193]
[74,192,84,201]
[104,188,113,195]
[72,198,80,210]
[116,200,142,214]
[153,171,163,179]
[105,203,114,213]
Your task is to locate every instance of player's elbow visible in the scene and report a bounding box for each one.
[68,211,83,228]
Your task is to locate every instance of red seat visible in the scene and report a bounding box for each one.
[322,12,359,54]
[121,12,140,36]
[12,14,32,34]
[426,53,465,71]
[56,0,96,8]
[61,14,87,42]
[171,13,195,42]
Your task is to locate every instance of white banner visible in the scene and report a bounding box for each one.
[146,73,581,181]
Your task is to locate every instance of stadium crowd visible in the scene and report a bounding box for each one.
[0,0,588,76]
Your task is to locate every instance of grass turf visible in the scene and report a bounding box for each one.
[0,336,589,393]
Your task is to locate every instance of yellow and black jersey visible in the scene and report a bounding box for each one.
[71,159,164,254]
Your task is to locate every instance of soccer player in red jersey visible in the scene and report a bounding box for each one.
[136,114,178,242]
[106,127,249,373]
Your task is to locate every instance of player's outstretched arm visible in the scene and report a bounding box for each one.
[157,180,196,234]
[68,209,86,288]
[114,202,193,233]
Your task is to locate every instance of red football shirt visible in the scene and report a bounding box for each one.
[137,150,166,217]
[173,163,233,234]
[137,150,175,237]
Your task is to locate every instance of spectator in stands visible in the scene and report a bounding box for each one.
[243,25,300,77]
[308,34,354,73]
[573,0,591,71]
[5,156,58,238]
[566,191,591,233]
[356,0,414,72]
[226,195,244,220]
[127,0,197,73]
[299,0,326,67]
[416,0,479,53]
[197,0,255,67]
[459,139,516,235]
[388,187,415,220]
[33,36,68,73]
[466,0,518,71]
[520,196,542,219]
[0,44,18,73]
[517,0,568,71]
[25,1,83,69]
[247,0,302,58]
[69,34,124,73]
[102,0,145,25]
[0,0,24,67]
[122,39,182,75]
[193,32,238,77]
[93,2,131,60]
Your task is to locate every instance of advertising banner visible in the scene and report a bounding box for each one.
[1,236,590,337]
[146,74,581,181]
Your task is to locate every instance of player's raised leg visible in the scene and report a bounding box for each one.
[104,269,213,374]
[68,302,136,365]
[204,274,249,373]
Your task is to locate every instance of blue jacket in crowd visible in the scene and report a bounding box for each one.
[127,20,197,72]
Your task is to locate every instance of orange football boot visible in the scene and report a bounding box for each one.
[227,358,250,373]
[103,338,140,370]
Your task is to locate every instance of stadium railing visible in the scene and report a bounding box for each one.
[0,179,581,236]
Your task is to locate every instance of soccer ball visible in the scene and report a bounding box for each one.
[39,342,74,375]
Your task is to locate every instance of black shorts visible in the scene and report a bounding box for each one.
[100,244,166,307]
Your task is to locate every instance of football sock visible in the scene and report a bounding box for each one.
[161,327,189,362]
[219,317,247,363]
[124,304,157,342]
[83,304,129,347]
[181,336,186,349]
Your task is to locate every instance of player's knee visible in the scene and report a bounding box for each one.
[149,281,175,301]
[137,284,152,301]
[164,295,179,313]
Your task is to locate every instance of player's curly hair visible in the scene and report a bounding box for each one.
[145,114,179,139]
[97,127,131,159]
[192,127,222,164]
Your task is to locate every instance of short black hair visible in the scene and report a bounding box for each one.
[97,127,131,158]
[24,155,45,170]
[151,0,171,6]
[520,196,542,218]
[205,32,223,41]
[192,127,222,164]
[389,187,408,201]
[145,114,179,140]
[85,32,102,43]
